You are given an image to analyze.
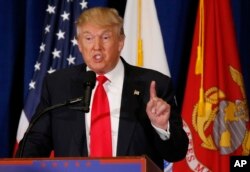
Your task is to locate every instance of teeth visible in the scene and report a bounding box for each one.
[94,54,101,60]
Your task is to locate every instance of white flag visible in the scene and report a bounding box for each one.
[121,0,170,76]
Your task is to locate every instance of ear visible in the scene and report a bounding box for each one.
[77,38,83,53]
[118,36,125,52]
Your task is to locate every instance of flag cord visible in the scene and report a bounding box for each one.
[137,0,143,67]
[197,0,205,116]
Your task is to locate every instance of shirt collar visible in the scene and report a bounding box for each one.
[105,59,124,88]
[86,58,124,87]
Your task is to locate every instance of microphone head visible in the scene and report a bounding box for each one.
[83,71,96,88]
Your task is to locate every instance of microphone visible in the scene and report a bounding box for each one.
[70,71,96,112]
[82,70,96,112]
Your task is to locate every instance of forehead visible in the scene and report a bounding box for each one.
[78,22,116,35]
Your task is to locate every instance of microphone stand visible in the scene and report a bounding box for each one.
[18,97,84,157]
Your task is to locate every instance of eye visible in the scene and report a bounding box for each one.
[82,34,94,43]
[102,34,111,42]
[85,36,93,41]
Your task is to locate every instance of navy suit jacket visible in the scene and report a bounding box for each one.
[17,58,188,169]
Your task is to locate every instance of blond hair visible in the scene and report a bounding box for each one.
[76,7,124,36]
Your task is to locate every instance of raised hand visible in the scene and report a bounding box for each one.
[146,81,170,130]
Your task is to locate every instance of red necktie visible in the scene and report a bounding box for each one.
[90,75,112,157]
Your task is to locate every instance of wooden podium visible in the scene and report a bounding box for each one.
[0,156,162,172]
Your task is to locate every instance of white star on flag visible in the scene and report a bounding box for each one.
[34,62,41,71]
[48,67,56,74]
[56,30,65,40]
[80,0,88,9]
[46,5,56,14]
[39,43,45,52]
[67,55,76,65]
[29,80,36,90]
[71,37,78,46]
[52,48,61,58]
[61,11,70,21]
[45,25,51,33]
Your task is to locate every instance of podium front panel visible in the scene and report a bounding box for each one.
[0,157,149,172]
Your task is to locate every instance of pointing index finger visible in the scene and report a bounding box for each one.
[150,80,157,99]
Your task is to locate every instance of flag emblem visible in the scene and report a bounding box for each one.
[192,66,249,153]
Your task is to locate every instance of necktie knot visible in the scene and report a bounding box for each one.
[97,75,108,85]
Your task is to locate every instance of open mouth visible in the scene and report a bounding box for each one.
[93,53,103,62]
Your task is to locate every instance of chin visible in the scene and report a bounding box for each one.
[92,69,105,75]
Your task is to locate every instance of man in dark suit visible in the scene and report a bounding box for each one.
[16,7,188,169]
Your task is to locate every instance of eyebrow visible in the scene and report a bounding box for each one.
[81,29,113,35]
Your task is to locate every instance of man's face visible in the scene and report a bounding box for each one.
[77,23,124,74]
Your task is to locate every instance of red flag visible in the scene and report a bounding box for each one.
[173,0,250,171]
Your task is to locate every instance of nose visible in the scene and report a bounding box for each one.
[93,36,101,50]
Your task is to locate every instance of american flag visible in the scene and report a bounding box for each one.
[15,0,88,152]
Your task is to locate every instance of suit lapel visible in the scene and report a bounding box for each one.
[117,61,145,155]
